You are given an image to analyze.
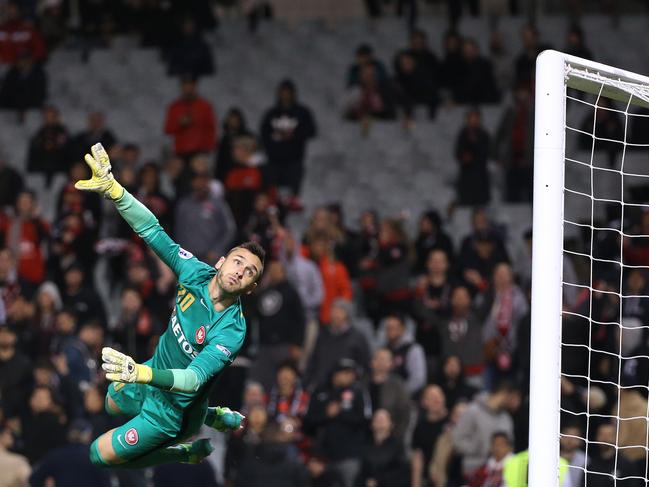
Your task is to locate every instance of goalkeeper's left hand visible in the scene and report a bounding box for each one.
[75,143,124,200]
[102,347,152,384]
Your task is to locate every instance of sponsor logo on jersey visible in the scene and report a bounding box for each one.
[196,326,206,345]
[178,248,193,260]
[125,428,139,446]
[171,314,199,358]
[216,344,231,358]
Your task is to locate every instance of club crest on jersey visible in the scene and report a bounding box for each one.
[125,428,139,446]
[195,326,206,345]
[178,248,193,260]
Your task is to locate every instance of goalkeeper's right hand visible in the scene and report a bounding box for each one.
[101,347,153,384]
[74,143,124,200]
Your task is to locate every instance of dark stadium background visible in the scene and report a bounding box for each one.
[1,0,649,486]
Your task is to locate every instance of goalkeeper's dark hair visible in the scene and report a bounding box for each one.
[230,241,266,268]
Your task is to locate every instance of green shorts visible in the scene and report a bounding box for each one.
[105,382,205,461]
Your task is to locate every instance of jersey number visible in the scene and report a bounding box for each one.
[177,285,195,312]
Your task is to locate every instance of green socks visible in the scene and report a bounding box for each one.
[116,439,214,469]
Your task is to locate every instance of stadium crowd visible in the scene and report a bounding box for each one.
[0,1,649,487]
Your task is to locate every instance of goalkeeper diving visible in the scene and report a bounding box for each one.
[77,144,265,468]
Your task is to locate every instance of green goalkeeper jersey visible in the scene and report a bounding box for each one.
[114,191,246,433]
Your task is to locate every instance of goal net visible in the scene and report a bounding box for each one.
[530,51,649,486]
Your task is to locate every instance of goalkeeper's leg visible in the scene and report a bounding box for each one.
[89,414,213,468]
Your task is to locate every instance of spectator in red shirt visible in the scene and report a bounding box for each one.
[0,2,46,64]
[0,190,48,284]
[164,75,217,159]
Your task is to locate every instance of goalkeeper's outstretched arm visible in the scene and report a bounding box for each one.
[75,143,199,278]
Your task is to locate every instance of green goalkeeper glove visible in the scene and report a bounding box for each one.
[101,347,152,384]
[74,143,124,200]
[209,407,245,432]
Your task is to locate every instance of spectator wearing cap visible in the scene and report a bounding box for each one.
[260,79,316,206]
[26,105,71,187]
[0,3,47,65]
[304,358,372,487]
[0,421,30,487]
[174,171,236,263]
[304,299,370,391]
[164,75,217,160]
[455,108,491,207]
[0,190,49,285]
[382,313,427,397]
[29,419,111,487]
[249,260,305,391]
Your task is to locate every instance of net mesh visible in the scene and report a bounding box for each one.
[560,63,649,486]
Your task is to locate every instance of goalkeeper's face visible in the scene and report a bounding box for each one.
[215,248,263,296]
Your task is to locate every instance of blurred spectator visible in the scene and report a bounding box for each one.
[0,190,49,284]
[267,361,309,425]
[225,135,266,228]
[513,24,548,90]
[0,326,32,419]
[83,385,112,439]
[165,17,215,78]
[376,218,412,316]
[429,401,469,487]
[392,30,439,120]
[305,299,370,391]
[153,462,219,487]
[26,105,70,186]
[243,192,281,252]
[0,49,47,120]
[452,381,515,478]
[164,75,217,159]
[413,210,454,274]
[49,309,93,384]
[346,44,388,88]
[307,233,353,324]
[36,0,67,50]
[136,162,173,230]
[48,212,96,284]
[586,422,638,486]
[368,348,412,442]
[559,424,587,487]
[413,249,453,357]
[446,0,479,29]
[382,313,426,397]
[260,79,316,205]
[32,281,62,355]
[435,355,477,411]
[455,108,491,206]
[411,385,448,487]
[174,172,236,262]
[327,204,362,280]
[225,405,267,484]
[0,422,30,487]
[280,230,324,322]
[61,263,106,327]
[565,23,593,60]
[482,263,528,389]
[240,381,267,417]
[357,409,409,487]
[216,107,253,183]
[304,358,371,487]
[489,31,513,95]
[0,157,24,208]
[454,39,500,104]
[458,210,510,293]
[0,2,46,65]
[56,161,102,230]
[112,287,158,362]
[468,431,512,487]
[69,111,117,165]
[306,455,346,487]
[437,287,485,387]
[21,385,66,464]
[249,260,305,390]
[578,97,623,168]
[440,31,464,101]
[29,419,110,487]
[344,64,396,127]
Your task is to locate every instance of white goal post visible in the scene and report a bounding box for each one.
[530,50,649,486]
